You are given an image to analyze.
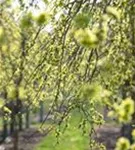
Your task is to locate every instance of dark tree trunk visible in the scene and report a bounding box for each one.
[121,123,133,143]
[39,101,44,123]
[18,113,23,131]
[13,126,19,150]
[2,116,8,141]
[10,113,15,135]
[25,108,30,128]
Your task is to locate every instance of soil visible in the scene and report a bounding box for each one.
[95,124,121,150]
[0,125,121,150]
[0,128,47,150]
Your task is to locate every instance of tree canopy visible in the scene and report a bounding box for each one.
[0,0,135,149]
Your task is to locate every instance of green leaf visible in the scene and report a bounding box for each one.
[74,28,98,47]
[106,6,120,20]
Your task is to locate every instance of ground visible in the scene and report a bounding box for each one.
[95,124,120,150]
[0,128,46,150]
[0,124,120,150]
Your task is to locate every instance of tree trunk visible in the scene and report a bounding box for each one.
[25,108,30,128]
[13,129,19,150]
[121,123,133,143]
[39,101,44,123]
[2,116,8,141]
[12,116,19,150]
[10,113,15,135]
[18,113,23,131]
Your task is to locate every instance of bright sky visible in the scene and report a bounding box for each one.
[11,0,46,14]
[0,0,102,33]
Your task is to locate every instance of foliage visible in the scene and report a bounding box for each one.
[115,129,135,150]
[0,0,135,149]
[115,137,130,150]
[108,98,135,123]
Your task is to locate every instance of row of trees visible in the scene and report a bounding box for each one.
[0,0,135,149]
[0,101,45,143]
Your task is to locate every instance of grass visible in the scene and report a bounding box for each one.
[35,113,90,150]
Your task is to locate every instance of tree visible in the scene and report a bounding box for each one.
[0,0,135,150]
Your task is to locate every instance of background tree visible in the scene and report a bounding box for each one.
[0,0,135,150]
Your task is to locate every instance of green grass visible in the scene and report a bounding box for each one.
[35,113,90,150]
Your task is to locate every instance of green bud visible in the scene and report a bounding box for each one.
[20,13,33,28]
[0,98,4,108]
[0,27,5,43]
[132,130,135,140]
[35,13,49,25]
[7,85,17,99]
[74,13,90,28]
[3,106,11,114]
[106,6,120,20]
[18,86,27,100]
[79,83,102,101]
[74,28,98,47]
[121,98,134,115]
[115,137,130,150]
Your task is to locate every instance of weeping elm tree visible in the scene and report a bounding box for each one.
[1,0,135,150]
